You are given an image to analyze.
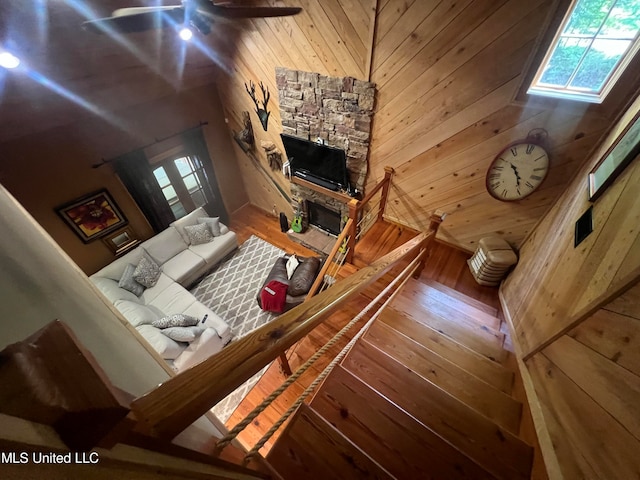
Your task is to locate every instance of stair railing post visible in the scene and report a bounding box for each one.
[346,199,359,263]
[378,166,394,221]
[413,212,445,279]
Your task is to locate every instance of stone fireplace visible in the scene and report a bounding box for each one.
[276,67,375,238]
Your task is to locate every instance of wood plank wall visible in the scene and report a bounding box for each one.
[525,283,640,479]
[215,0,623,253]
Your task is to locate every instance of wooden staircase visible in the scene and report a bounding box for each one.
[266,276,533,479]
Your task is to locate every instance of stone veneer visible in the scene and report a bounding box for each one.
[276,67,376,193]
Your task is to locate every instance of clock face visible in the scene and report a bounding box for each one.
[486,143,549,201]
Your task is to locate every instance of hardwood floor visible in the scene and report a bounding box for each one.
[224,204,504,455]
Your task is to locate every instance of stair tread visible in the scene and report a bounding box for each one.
[398,280,502,333]
[310,366,496,480]
[267,403,392,480]
[379,308,513,393]
[420,278,499,320]
[365,320,522,434]
[390,294,508,362]
[342,340,533,480]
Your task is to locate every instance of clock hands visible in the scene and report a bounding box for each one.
[509,163,521,186]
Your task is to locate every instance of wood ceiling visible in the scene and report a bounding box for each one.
[1,0,636,253]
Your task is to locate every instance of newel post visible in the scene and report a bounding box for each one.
[346,199,359,263]
[413,212,445,279]
[378,166,395,221]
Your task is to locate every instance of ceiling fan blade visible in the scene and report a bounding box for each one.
[202,4,302,19]
[82,7,185,34]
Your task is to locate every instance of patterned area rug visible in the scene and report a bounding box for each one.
[191,235,285,422]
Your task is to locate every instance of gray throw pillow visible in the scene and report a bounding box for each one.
[152,313,200,329]
[185,223,214,245]
[133,253,161,288]
[197,216,222,236]
[162,326,206,343]
[118,263,145,297]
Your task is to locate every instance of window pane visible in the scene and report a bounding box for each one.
[171,202,187,219]
[174,157,193,177]
[600,0,640,37]
[153,167,170,188]
[190,190,206,208]
[540,38,591,87]
[162,185,178,203]
[183,173,200,192]
[565,0,616,35]
[570,39,629,90]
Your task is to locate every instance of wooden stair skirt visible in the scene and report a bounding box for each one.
[268,278,533,480]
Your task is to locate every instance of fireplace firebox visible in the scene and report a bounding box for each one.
[308,201,341,236]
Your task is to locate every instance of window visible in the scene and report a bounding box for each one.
[153,155,208,219]
[528,0,640,103]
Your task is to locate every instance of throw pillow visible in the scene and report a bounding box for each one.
[152,313,200,329]
[197,216,222,236]
[162,326,206,343]
[185,223,214,245]
[286,255,300,279]
[118,264,145,297]
[288,257,322,297]
[133,253,161,288]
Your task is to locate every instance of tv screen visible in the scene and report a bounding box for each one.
[281,134,348,188]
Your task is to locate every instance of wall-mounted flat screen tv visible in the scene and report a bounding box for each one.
[281,134,349,189]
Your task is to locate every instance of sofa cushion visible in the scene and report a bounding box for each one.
[118,264,145,297]
[197,216,222,236]
[133,253,162,288]
[147,282,198,315]
[161,249,206,284]
[93,247,145,282]
[172,327,226,371]
[188,231,238,265]
[182,303,231,345]
[136,324,184,360]
[288,257,322,297]
[138,273,174,305]
[114,300,160,327]
[91,276,142,304]
[152,313,200,329]
[142,228,188,265]
[171,207,208,244]
[184,223,213,245]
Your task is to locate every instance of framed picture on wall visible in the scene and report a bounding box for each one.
[102,226,140,256]
[589,110,640,201]
[56,189,128,243]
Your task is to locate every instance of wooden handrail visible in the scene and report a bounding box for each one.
[305,218,354,300]
[130,229,434,440]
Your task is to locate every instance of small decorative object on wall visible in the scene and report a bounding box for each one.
[102,226,140,255]
[56,189,127,243]
[486,128,550,201]
[238,111,255,148]
[261,140,283,171]
[245,80,271,131]
[589,110,640,201]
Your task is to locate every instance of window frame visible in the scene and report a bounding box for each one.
[514,0,640,118]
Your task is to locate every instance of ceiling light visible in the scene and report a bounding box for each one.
[0,51,20,69]
[179,28,193,41]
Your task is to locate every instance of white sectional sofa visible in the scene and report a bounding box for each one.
[90,207,238,372]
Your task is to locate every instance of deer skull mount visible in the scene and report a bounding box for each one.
[245,80,271,131]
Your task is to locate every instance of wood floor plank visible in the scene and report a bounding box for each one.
[342,340,533,480]
[379,308,514,393]
[392,288,507,362]
[267,404,393,480]
[310,366,495,480]
[365,320,522,434]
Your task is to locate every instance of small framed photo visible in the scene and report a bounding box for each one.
[56,189,128,243]
[589,110,640,201]
[102,226,140,256]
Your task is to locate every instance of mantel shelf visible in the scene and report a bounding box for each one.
[291,176,354,203]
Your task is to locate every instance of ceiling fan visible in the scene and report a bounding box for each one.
[83,1,302,35]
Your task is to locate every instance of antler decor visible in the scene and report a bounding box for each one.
[245,80,271,131]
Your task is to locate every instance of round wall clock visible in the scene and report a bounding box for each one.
[486,130,550,201]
